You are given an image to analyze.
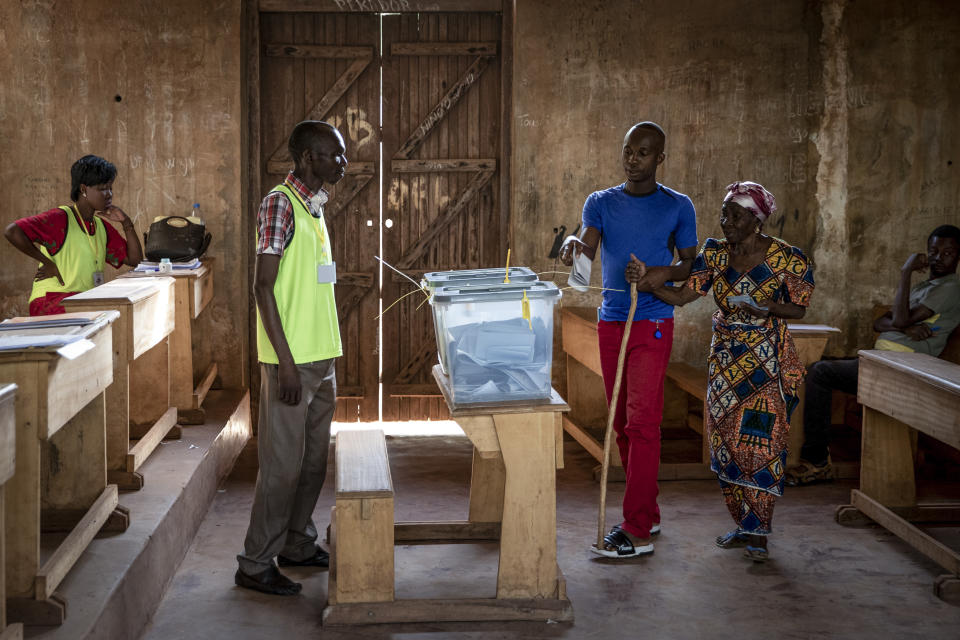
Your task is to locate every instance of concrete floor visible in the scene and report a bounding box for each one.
[142,431,960,639]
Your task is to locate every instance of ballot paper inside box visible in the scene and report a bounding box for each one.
[430,281,561,407]
[422,267,540,374]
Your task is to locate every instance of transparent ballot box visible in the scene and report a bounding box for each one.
[424,267,540,374]
[430,281,561,406]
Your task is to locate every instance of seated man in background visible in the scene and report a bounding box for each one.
[786,224,960,486]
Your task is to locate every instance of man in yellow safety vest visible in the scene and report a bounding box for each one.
[237,121,348,595]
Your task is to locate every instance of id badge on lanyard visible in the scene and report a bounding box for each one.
[317,262,337,284]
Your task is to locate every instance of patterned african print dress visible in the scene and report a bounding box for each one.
[685,237,815,534]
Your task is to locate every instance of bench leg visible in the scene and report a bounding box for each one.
[332,497,394,604]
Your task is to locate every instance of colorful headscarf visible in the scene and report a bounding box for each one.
[723,181,777,223]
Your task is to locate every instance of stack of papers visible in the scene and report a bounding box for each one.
[0,312,115,358]
[0,333,86,351]
[0,311,108,331]
[134,258,202,272]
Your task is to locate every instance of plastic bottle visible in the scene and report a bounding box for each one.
[159,258,173,274]
[191,202,202,223]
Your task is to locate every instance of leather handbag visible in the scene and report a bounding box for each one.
[143,216,212,262]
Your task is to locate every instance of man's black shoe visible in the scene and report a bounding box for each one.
[278,545,329,568]
[235,565,302,595]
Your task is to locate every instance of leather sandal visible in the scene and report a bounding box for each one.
[591,528,654,558]
[235,565,302,595]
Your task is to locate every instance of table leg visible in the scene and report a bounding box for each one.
[104,360,144,490]
[43,394,106,510]
[493,411,558,599]
[1,488,6,630]
[39,394,129,533]
[169,278,199,423]
[5,393,40,599]
[468,448,504,523]
[0,487,22,636]
[860,406,916,507]
[129,338,171,437]
[104,362,130,472]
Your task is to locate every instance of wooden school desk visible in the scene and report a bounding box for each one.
[63,277,176,490]
[323,365,573,625]
[838,349,960,602]
[0,315,124,625]
[120,263,215,424]
[0,384,22,639]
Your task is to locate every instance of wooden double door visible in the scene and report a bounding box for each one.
[259,10,505,421]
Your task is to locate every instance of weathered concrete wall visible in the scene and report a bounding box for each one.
[841,0,960,349]
[512,0,817,368]
[512,0,960,377]
[2,0,956,407]
[0,1,247,388]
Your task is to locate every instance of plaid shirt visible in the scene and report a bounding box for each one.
[256,172,329,256]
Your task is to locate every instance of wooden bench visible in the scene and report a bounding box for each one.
[837,349,960,603]
[0,383,23,640]
[664,362,711,473]
[328,429,395,606]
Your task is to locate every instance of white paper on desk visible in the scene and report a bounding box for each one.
[56,338,96,360]
[0,333,83,351]
[567,251,592,292]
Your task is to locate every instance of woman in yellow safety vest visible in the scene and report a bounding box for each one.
[4,155,143,315]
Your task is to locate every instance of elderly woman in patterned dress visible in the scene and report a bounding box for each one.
[645,181,814,561]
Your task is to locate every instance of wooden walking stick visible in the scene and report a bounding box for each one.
[595,281,638,550]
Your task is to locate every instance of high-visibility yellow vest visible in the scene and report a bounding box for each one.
[29,205,107,302]
[255,184,342,364]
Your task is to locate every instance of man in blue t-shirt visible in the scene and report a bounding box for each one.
[560,122,698,558]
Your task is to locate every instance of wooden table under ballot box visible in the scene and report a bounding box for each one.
[323,365,572,625]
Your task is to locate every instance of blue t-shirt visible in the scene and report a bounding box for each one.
[582,183,698,321]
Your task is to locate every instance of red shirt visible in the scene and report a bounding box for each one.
[16,207,129,315]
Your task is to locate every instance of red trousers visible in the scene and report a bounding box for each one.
[597,318,674,539]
